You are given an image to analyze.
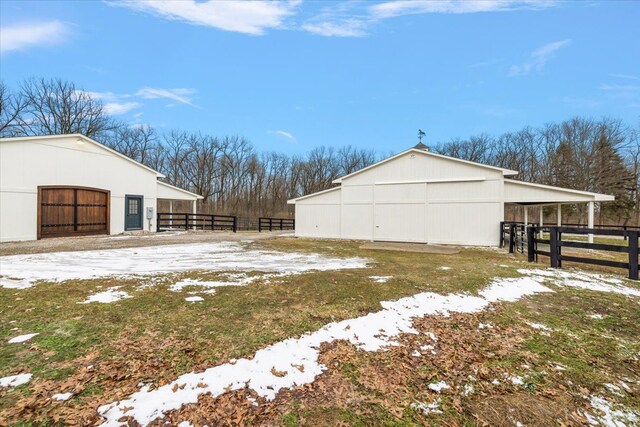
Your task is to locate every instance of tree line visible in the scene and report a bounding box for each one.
[1,78,639,223]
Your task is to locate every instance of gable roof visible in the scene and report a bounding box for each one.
[0,134,165,178]
[287,186,340,204]
[332,148,518,184]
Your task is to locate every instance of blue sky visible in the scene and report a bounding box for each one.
[1,0,639,154]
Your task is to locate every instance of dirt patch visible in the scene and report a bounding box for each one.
[359,242,461,254]
[0,230,290,256]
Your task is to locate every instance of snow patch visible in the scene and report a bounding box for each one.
[518,269,640,298]
[185,296,204,302]
[0,373,32,388]
[1,242,367,289]
[80,287,132,304]
[411,399,442,415]
[369,276,392,283]
[428,381,450,392]
[437,266,451,271]
[590,314,604,320]
[585,396,639,427]
[8,333,38,343]
[52,392,73,401]
[97,275,551,426]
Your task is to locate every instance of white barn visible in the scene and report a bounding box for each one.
[0,134,202,242]
[288,145,614,246]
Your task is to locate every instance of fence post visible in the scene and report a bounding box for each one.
[269,218,273,232]
[233,216,237,233]
[550,227,559,268]
[527,226,535,262]
[280,218,283,231]
[508,224,515,253]
[629,231,639,280]
[184,213,189,231]
[499,221,504,248]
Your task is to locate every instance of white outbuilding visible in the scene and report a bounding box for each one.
[0,134,202,242]
[288,144,614,246]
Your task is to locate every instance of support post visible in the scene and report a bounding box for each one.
[527,226,535,262]
[499,221,505,248]
[233,216,237,233]
[524,206,528,227]
[629,231,639,280]
[169,201,173,227]
[539,207,544,227]
[509,223,516,253]
[557,204,562,226]
[550,227,559,268]
[192,200,197,230]
[587,201,595,243]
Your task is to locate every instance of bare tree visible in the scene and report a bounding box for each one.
[0,82,27,137]
[17,78,113,138]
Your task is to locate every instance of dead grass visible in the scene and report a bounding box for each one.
[1,237,639,425]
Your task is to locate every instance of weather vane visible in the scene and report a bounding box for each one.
[418,129,426,144]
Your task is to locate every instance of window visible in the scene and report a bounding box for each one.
[128,199,139,215]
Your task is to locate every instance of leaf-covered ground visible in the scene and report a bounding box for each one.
[1,236,638,426]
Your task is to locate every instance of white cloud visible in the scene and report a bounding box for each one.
[303,0,557,37]
[0,21,69,54]
[110,0,301,35]
[272,130,297,143]
[135,87,196,105]
[509,39,571,76]
[609,73,639,81]
[370,0,555,19]
[302,19,368,37]
[104,102,143,115]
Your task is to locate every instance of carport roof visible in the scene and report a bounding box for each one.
[157,181,203,200]
[504,179,615,204]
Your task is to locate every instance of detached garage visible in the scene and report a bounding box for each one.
[288,144,614,247]
[0,134,202,242]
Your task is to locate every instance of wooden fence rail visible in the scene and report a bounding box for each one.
[525,225,639,280]
[258,217,295,232]
[157,213,237,232]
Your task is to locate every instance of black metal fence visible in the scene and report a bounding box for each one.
[157,213,237,232]
[258,217,295,232]
[512,223,639,280]
[500,221,532,254]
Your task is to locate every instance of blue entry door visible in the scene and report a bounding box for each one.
[125,195,143,230]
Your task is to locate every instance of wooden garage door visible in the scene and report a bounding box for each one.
[38,187,110,239]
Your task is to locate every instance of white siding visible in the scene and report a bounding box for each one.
[0,136,159,242]
[294,188,341,238]
[292,150,505,246]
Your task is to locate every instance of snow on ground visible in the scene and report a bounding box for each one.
[437,266,451,271]
[518,269,640,298]
[80,287,132,304]
[7,333,38,343]
[369,276,392,283]
[184,296,204,302]
[428,381,450,392]
[0,373,32,388]
[411,399,442,415]
[97,274,552,426]
[52,392,73,401]
[0,242,367,289]
[585,396,639,427]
